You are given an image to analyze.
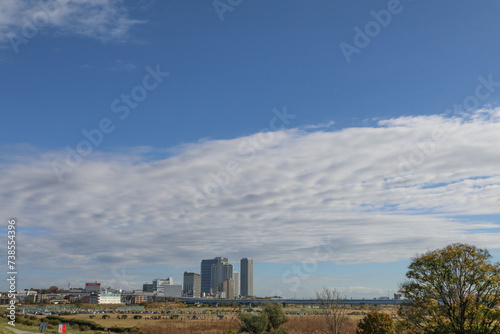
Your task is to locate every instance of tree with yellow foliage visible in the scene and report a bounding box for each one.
[399,243,500,334]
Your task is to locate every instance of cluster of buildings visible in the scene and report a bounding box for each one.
[138,257,254,300]
[2,257,254,305]
[184,257,254,299]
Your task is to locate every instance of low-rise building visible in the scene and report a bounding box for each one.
[130,295,145,304]
[15,290,37,303]
[162,285,182,298]
[85,282,101,293]
[89,293,122,304]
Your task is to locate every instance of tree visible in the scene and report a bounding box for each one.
[48,286,59,293]
[356,310,394,334]
[262,304,287,332]
[399,243,500,334]
[238,312,269,334]
[238,304,288,334]
[316,287,349,334]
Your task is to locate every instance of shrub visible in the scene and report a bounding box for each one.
[269,328,288,334]
[262,304,287,331]
[356,311,394,334]
[238,312,269,334]
[223,329,238,334]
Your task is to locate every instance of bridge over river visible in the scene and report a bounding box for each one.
[179,298,406,307]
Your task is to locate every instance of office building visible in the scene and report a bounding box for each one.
[85,282,101,293]
[240,258,254,297]
[162,285,183,298]
[183,272,201,297]
[233,272,239,297]
[201,257,227,294]
[211,262,233,293]
[152,278,173,293]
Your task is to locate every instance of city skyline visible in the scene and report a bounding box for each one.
[1,1,500,299]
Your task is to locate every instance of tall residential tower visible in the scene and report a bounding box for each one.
[240,258,254,297]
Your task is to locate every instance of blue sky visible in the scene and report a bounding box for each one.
[1,0,500,298]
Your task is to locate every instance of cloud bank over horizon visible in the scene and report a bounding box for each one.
[2,109,500,289]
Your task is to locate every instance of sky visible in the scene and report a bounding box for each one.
[1,0,500,299]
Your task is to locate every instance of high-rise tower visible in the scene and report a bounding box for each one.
[183,272,201,297]
[200,257,227,295]
[240,258,254,297]
[211,262,233,293]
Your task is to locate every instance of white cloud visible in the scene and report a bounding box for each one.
[0,0,142,44]
[302,120,335,129]
[110,59,136,71]
[2,109,500,289]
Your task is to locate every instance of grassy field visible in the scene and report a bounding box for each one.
[0,324,16,334]
[0,314,103,334]
[58,313,238,328]
[4,304,400,334]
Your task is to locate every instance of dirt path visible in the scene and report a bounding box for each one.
[3,327,37,334]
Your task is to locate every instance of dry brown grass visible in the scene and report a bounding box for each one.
[128,315,360,334]
[132,318,239,334]
[284,315,359,334]
[47,305,399,333]
[57,313,239,329]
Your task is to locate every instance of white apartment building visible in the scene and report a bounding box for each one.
[90,293,122,304]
